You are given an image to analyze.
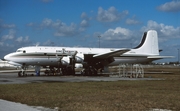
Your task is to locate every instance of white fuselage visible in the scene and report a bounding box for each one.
[4,46,157,67]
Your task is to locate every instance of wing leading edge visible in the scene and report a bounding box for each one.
[93,48,130,59]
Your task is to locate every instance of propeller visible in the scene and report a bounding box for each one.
[56,53,63,74]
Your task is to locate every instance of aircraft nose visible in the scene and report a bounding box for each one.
[4,54,10,61]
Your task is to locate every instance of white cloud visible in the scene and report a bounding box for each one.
[42,40,55,46]
[0,21,32,58]
[2,29,16,40]
[0,42,3,46]
[101,27,132,40]
[16,36,23,42]
[16,36,29,43]
[126,18,141,25]
[0,21,16,35]
[0,20,16,29]
[26,22,36,27]
[80,12,91,28]
[141,20,180,42]
[27,13,90,37]
[27,18,81,37]
[1,24,16,28]
[97,6,128,22]
[81,12,89,20]
[53,23,79,37]
[41,18,53,27]
[157,1,180,12]
[80,20,89,27]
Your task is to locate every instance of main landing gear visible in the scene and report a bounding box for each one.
[18,71,26,77]
[44,67,60,76]
[61,67,75,75]
[44,66,75,76]
[18,66,27,77]
[81,66,98,76]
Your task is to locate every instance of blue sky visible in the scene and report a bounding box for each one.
[0,0,180,62]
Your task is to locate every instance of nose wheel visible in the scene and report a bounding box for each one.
[18,65,27,77]
[18,71,26,77]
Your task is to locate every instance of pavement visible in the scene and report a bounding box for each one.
[0,99,172,111]
[0,99,58,111]
[0,72,163,84]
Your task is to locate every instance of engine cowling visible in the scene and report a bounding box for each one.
[75,54,84,63]
[60,54,84,66]
[75,63,83,68]
[61,56,70,65]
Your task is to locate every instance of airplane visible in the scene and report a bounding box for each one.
[4,30,171,76]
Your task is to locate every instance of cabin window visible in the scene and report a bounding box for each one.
[44,53,47,55]
[23,50,26,53]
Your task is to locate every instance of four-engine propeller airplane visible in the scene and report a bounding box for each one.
[4,30,171,76]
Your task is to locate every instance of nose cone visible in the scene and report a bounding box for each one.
[4,54,11,61]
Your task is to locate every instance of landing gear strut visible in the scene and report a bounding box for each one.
[44,67,61,76]
[81,66,97,76]
[18,65,27,77]
[61,66,75,75]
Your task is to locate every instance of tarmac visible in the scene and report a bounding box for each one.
[0,99,58,111]
[0,71,163,84]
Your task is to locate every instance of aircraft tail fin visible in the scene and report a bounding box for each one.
[133,30,159,55]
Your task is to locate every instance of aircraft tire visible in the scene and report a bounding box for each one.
[18,71,22,77]
[18,71,26,77]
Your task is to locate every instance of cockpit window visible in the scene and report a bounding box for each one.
[16,50,26,53]
[16,50,23,52]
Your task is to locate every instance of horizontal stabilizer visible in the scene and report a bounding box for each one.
[93,48,130,59]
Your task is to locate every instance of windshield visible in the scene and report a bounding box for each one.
[16,50,26,53]
[16,50,23,52]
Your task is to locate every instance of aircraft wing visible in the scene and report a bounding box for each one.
[93,48,130,59]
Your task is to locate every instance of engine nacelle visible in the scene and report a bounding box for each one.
[61,56,70,65]
[75,54,84,63]
[75,63,83,68]
[61,54,84,66]
[75,56,84,63]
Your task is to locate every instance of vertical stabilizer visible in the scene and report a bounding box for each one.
[134,30,159,55]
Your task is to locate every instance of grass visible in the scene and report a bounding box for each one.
[0,65,180,111]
